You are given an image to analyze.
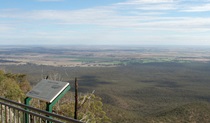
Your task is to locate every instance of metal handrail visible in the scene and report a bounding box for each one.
[0,96,83,123]
[0,101,63,123]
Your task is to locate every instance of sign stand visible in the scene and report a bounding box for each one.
[25,79,71,123]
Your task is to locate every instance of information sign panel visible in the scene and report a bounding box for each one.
[26,79,69,103]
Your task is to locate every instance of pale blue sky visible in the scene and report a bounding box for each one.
[0,0,210,45]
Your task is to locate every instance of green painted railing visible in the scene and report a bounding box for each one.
[0,96,83,123]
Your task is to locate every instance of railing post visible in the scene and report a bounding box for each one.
[24,97,31,123]
[74,77,78,119]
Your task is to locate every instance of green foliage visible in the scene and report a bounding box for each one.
[78,93,111,123]
[0,70,31,101]
[54,93,111,123]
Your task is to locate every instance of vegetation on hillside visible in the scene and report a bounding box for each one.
[3,61,210,123]
[0,70,31,101]
[148,102,210,123]
[0,70,111,123]
[56,93,111,123]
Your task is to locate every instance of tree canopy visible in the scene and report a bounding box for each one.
[0,70,31,101]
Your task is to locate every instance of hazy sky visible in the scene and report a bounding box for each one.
[0,0,210,45]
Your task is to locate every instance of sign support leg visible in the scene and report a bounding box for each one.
[46,102,53,123]
[46,85,71,123]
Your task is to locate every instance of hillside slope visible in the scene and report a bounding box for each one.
[148,102,210,123]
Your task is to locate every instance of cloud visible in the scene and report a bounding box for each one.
[0,24,14,32]
[13,9,210,32]
[1,4,210,33]
[118,0,174,4]
[116,0,176,11]
[1,0,209,26]
[135,3,176,10]
[0,0,210,45]
[182,3,210,12]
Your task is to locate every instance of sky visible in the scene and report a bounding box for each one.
[0,0,210,45]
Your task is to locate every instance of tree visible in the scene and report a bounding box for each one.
[56,93,111,123]
[0,70,31,101]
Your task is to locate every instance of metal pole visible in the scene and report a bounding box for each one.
[46,102,53,123]
[24,97,32,123]
[74,77,78,119]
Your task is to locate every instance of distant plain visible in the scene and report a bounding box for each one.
[1,45,210,122]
